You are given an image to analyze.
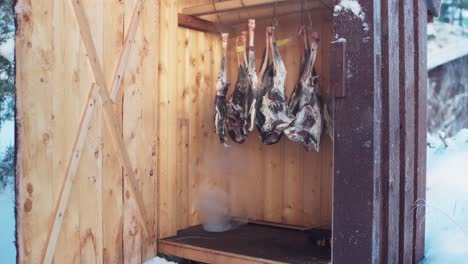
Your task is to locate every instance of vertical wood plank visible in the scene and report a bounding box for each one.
[399,0,416,262]
[282,128,304,225]
[78,1,104,263]
[51,0,81,262]
[102,0,124,263]
[141,0,159,260]
[381,0,401,262]
[123,1,145,263]
[16,1,55,262]
[320,138,333,228]
[413,0,427,262]
[263,143,284,223]
[302,150,321,226]
[320,16,333,228]
[176,28,191,230]
[189,31,205,226]
[332,0,382,262]
[187,29,200,226]
[48,2,81,263]
[158,0,179,238]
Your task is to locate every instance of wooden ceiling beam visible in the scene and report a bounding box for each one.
[182,0,291,17]
[178,13,233,34]
[218,1,326,26]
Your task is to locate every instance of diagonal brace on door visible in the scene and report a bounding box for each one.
[41,1,148,263]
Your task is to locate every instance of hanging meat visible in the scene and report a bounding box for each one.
[288,26,310,116]
[226,31,251,143]
[284,32,323,151]
[253,29,282,144]
[257,26,294,143]
[214,33,231,146]
[247,19,259,132]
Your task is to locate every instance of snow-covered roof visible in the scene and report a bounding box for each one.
[427,21,468,71]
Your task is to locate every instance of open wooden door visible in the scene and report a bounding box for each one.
[15,0,159,263]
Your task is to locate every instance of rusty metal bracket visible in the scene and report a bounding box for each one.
[330,40,347,98]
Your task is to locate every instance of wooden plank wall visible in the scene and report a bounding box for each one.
[16,0,158,263]
[158,3,334,238]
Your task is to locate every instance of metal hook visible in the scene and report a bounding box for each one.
[239,0,251,22]
[301,0,305,26]
[271,0,278,27]
[307,6,313,31]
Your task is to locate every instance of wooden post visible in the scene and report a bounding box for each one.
[414,0,428,262]
[380,0,401,263]
[332,0,382,262]
[332,0,428,262]
[399,0,416,262]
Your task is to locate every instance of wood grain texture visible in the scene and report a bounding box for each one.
[159,241,286,264]
[140,0,159,260]
[332,0,383,262]
[123,0,143,262]
[320,16,333,229]
[414,0,428,262]
[178,13,222,34]
[158,0,179,238]
[187,30,204,227]
[176,28,191,231]
[102,0,124,263]
[69,0,150,238]
[16,0,159,262]
[16,0,56,262]
[49,0,82,262]
[399,0,416,262]
[381,0,401,262]
[77,1,104,263]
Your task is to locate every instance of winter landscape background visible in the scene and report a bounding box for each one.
[0,1,467,263]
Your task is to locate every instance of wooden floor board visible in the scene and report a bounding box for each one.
[160,224,330,264]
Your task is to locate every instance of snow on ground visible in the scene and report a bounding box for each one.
[427,21,468,70]
[0,119,14,264]
[423,129,468,263]
[144,256,176,264]
[0,185,15,263]
[0,119,15,263]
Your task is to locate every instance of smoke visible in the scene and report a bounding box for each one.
[197,185,247,232]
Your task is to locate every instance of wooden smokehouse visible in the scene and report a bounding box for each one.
[16,0,440,263]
